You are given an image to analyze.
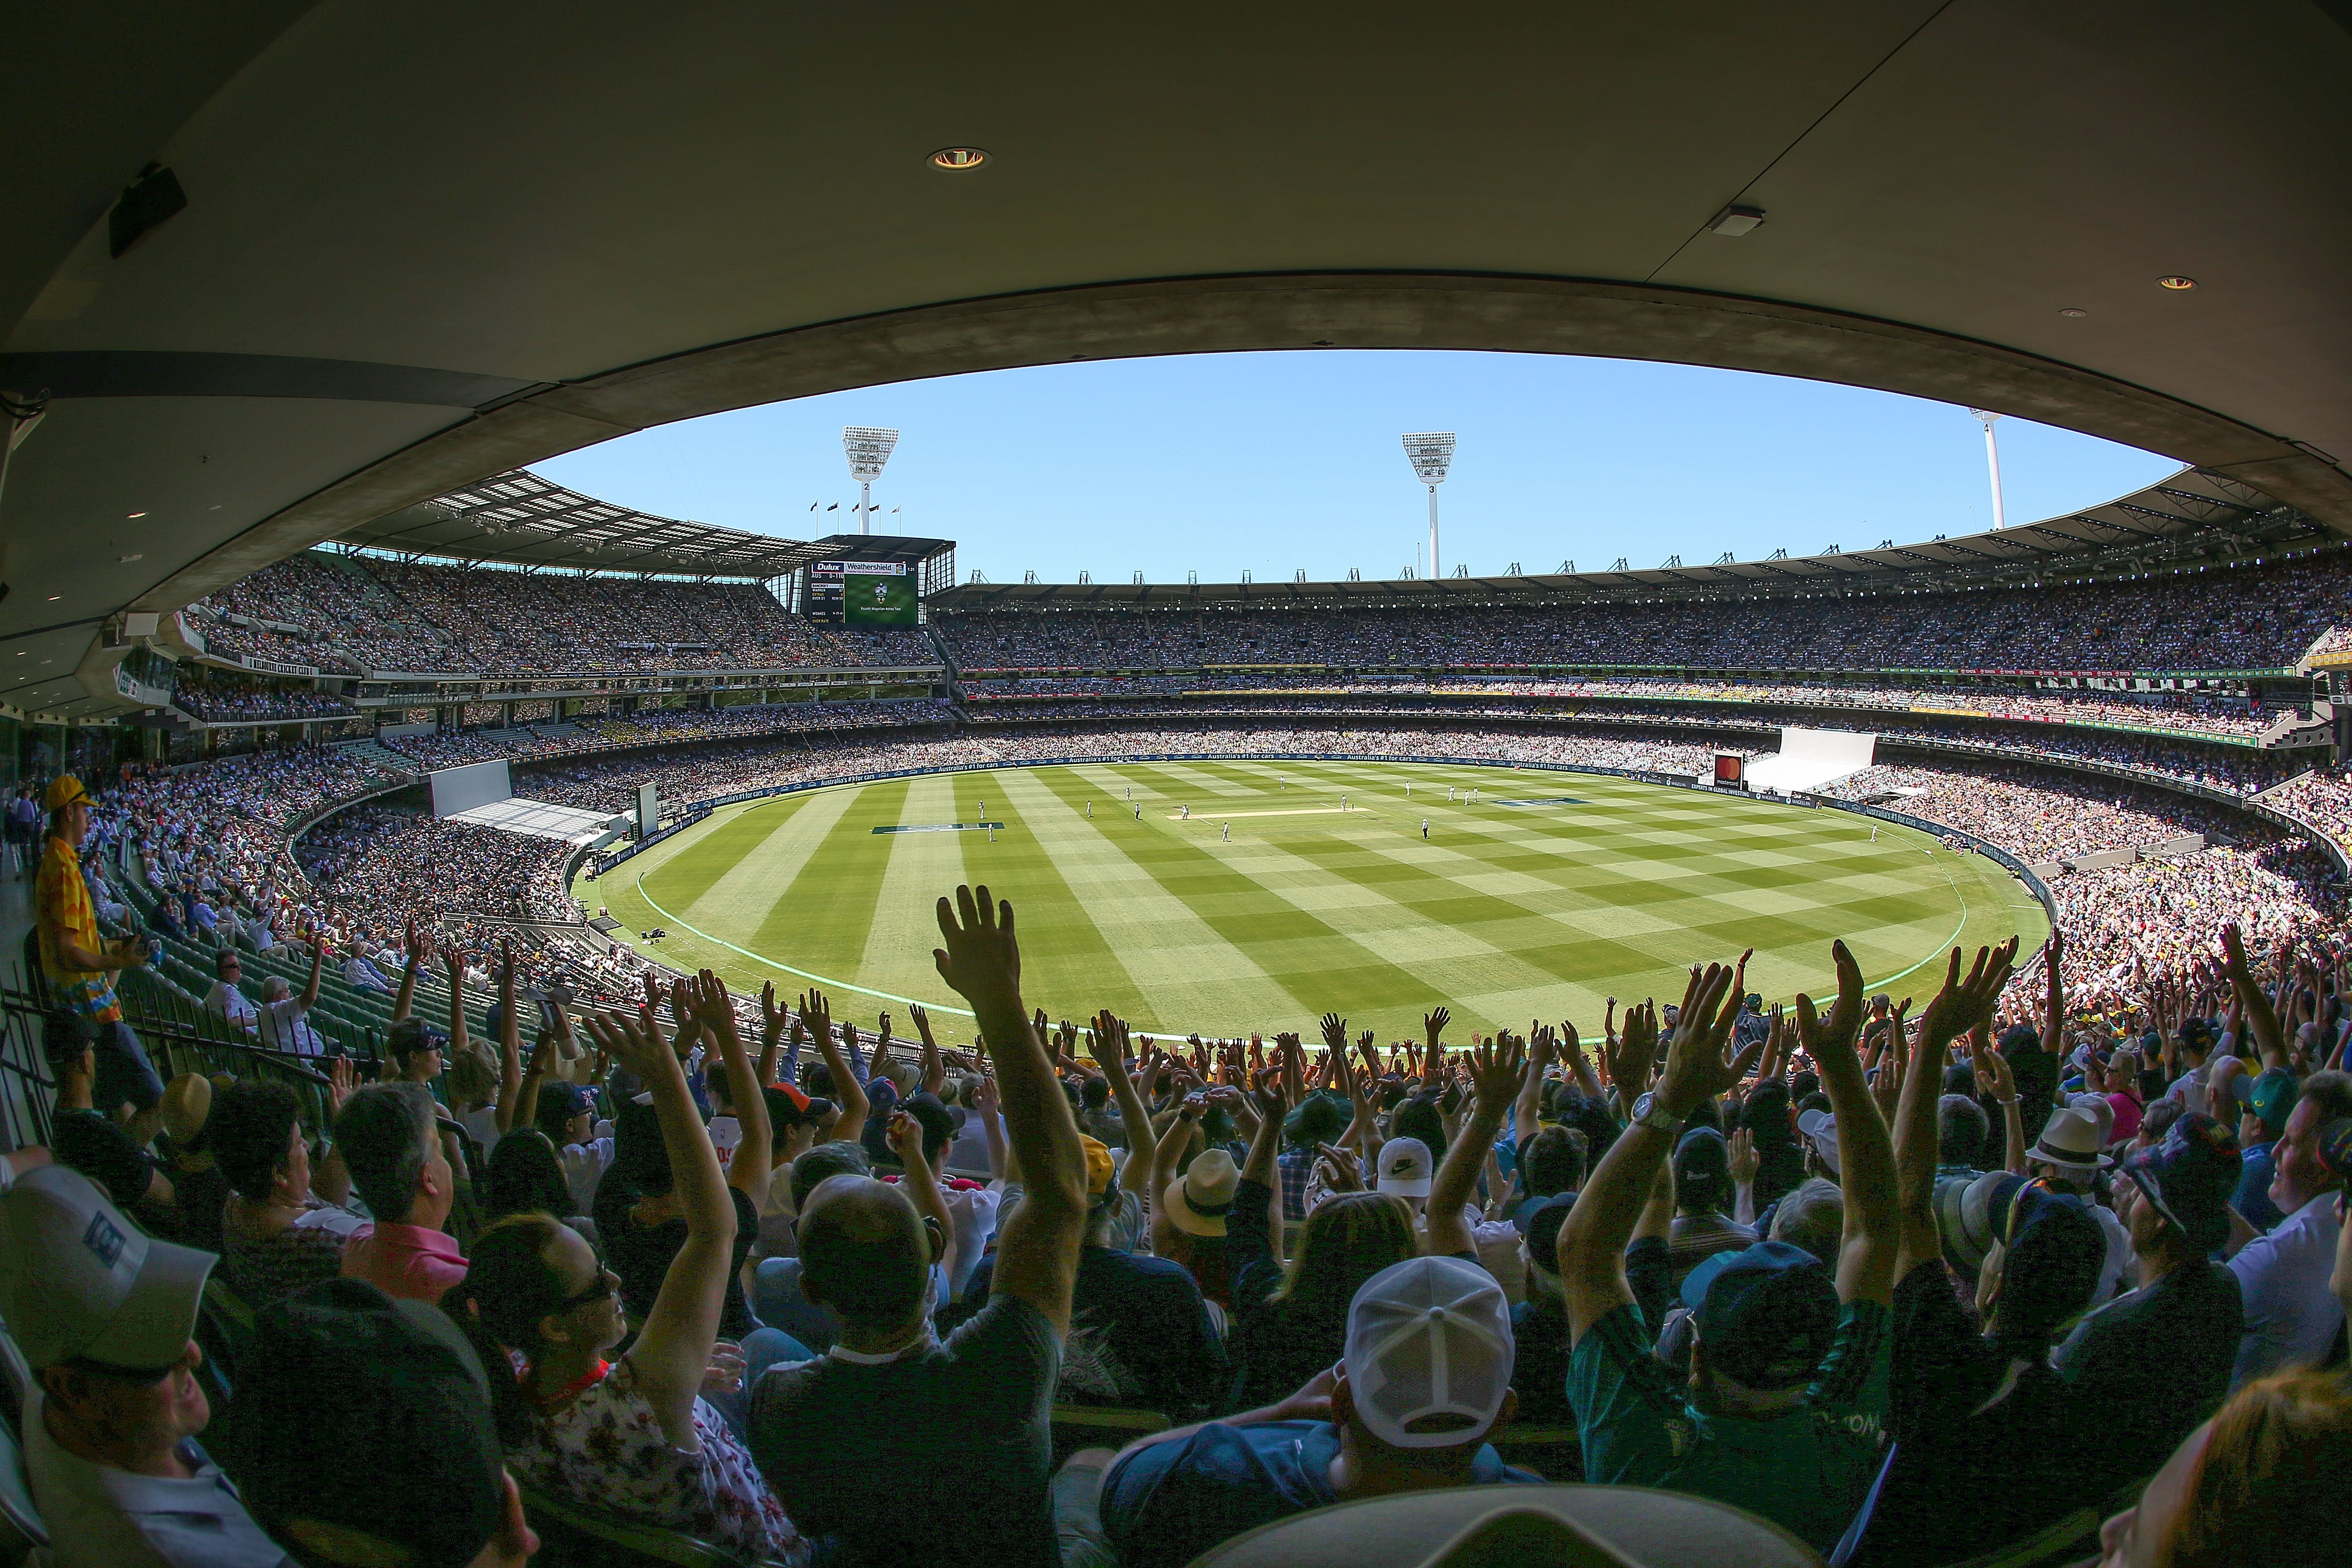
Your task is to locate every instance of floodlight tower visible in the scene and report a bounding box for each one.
[1401,432,1456,579]
[842,426,900,534]
[1967,409,2007,529]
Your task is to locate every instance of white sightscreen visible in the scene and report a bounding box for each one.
[1744,727,1877,794]
[428,759,513,818]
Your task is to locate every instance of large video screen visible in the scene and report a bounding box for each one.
[810,560,918,625]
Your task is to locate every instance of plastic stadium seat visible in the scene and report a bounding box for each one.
[0,1324,46,1562]
[518,1481,786,1568]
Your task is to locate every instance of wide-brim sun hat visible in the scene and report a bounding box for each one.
[1164,1147,1238,1236]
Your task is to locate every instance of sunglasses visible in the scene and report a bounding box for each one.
[555,1249,622,1313]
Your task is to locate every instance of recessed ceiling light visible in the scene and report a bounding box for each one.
[45,595,59,601]
[118,553,143,563]
[2058,307,2088,318]
[126,511,146,518]
[1706,204,1765,237]
[928,147,988,171]
[2157,276,2196,290]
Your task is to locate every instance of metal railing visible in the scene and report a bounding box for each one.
[0,964,335,1154]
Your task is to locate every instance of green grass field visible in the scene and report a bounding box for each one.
[577,759,2046,1041]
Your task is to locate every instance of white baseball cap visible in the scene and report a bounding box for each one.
[1344,1255,1513,1449]
[0,1165,215,1370]
[1376,1137,1434,1199]
[1796,1109,1841,1178]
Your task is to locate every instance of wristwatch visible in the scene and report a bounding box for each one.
[1629,1092,1680,1133]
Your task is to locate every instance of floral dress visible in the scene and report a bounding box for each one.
[512,1357,806,1565]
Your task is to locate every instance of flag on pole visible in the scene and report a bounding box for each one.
[827,503,839,511]
[808,502,818,511]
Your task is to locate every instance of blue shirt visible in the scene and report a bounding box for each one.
[1101,1420,1541,1568]
[2232,1141,2284,1235]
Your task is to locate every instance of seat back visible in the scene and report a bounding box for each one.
[516,1481,767,1568]
[0,1324,48,1556]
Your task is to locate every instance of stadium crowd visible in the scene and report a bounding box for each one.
[15,756,2352,1566]
[378,698,955,773]
[937,547,2352,673]
[194,551,939,677]
[962,673,2292,740]
[170,668,355,725]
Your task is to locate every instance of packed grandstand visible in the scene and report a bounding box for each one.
[21,488,2352,1568]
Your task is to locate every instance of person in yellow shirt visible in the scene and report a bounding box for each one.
[35,776,164,1139]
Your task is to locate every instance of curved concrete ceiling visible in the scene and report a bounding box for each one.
[6,0,2352,717]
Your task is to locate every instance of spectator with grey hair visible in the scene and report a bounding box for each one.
[336,1081,468,1304]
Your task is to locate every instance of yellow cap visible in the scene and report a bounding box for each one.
[1079,1135,1116,1198]
[44,775,90,812]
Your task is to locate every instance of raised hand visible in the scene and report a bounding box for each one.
[1972,1034,2018,1103]
[1916,939,2019,1051]
[908,1002,938,1048]
[1728,1125,1759,1188]
[1656,957,1762,1118]
[1604,1002,1657,1099]
[1794,939,1866,1068]
[1467,1035,1528,1108]
[327,1055,358,1117]
[1087,1009,1130,1075]
[1319,1011,1348,1051]
[885,1108,928,1171]
[760,980,781,1035]
[583,1004,673,1085]
[798,987,834,1048]
[1315,1141,1363,1193]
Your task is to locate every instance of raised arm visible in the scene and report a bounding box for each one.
[934,885,1085,1337]
[391,917,425,1024]
[443,949,471,1064]
[2038,928,2065,1076]
[1798,939,1896,1308]
[754,981,785,1090]
[1895,942,2018,1278]
[492,940,524,1133]
[1148,1101,1203,1258]
[886,1108,959,1295]
[910,1004,947,1098]
[1558,967,1756,1341]
[1427,1037,1525,1259]
[585,1002,734,1449]
[803,988,869,1137]
[697,972,771,1206]
[298,930,324,1012]
[514,1029,552,1142]
[2220,924,2289,1071]
[1090,1011,1153,1193]
[1515,1026,1551,1150]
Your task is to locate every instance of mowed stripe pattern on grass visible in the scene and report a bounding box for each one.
[605,759,2045,1039]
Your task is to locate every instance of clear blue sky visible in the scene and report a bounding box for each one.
[536,351,2180,585]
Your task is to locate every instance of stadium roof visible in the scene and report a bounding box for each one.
[336,469,835,579]
[933,466,2332,609]
[8,7,2352,719]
